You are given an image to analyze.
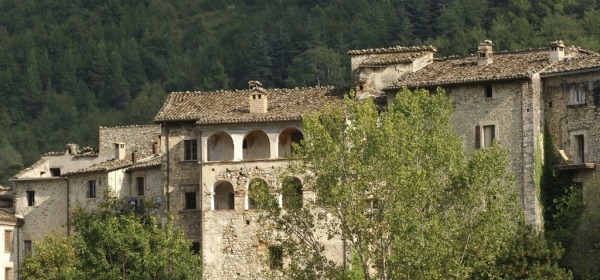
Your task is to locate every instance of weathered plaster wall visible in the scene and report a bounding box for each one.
[201,160,344,279]
[14,179,67,241]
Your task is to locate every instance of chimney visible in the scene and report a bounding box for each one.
[132,150,139,164]
[477,40,493,66]
[115,142,125,160]
[549,40,565,62]
[248,80,267,114]
[66,143,79,155]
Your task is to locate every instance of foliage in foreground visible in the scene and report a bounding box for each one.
[19,195,203,280]
[254,88,569,279]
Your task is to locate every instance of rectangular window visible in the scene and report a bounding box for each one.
[26,191,35,207]
[269,246,283,269]
[137,177,145,196]
[185,192,197,210]
[24,240,32,255]
[484,85,493,98]
[49,168,61,177]
[569,84,585,105]
[190,242,200,254]
[4,230,12,252]
[4,267,12,280]
[483,125,496,148]
[574,134,585,163]
[88,180,97,198]
[184,140,198,161]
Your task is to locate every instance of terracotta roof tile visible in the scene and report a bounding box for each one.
[541,53,600,75]
[348,45,437,55]
[360,52,431,66]
[0,209,16,224]
[387,50,552,89]
[126,156,161,172]
[154,86,346,124]
[63,158,132,175]
[64,149,155,175]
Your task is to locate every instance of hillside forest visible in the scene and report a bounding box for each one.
[1,0,599,183]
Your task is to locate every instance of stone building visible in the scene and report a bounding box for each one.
[10,40,600,279]
[10,125,161,276]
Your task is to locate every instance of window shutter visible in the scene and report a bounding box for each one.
[475,125,481,149]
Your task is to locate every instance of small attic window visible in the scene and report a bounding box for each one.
[50,168,61,177]
[485,85,493,98]
[479,52,486,58]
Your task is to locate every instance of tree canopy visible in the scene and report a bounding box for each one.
[19,195,203,280]
[3,0,600,184]
[254,88,570,279]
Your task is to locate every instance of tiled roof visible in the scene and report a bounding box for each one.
[541,50,600,75]
[127,156,161,172]
[348,45,436,55]
[12,159,47,179]
[154,86,346,124]
[0,210,16,224]
[360,52,431,66]
[64,150,155,175]
[388,50,551,89]
[387,47,600,89]
[41,151,65,157]
[63,158,132,175]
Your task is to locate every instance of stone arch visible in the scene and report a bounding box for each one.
[214,181,235,210]
[247,178,270,210]
[243,130,270,160]
[207,132,234,161]
[282,177,303,209]
[278,128,303,158]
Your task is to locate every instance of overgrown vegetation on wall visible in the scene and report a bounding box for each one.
[254,88,570,279]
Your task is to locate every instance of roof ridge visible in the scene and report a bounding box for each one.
[348,45,437,55]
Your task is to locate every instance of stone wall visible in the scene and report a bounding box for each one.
[99,125,161,159]
[14,179,68,242]
[444,80,544,226]
[544,73,600,184]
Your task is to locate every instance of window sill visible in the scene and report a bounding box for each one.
[180,160,199,163]
[557,162,596,170]
[567,103,586,107]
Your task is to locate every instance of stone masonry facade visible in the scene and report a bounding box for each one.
[10,40,600,279]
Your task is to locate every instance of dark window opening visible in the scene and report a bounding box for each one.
[184,140,198,161]
[190,242,200,254]
[242,140,248,149]
[485,85,493,98]
[215,182,235,210]
[269,246,283,269]
[88,180,97,198]
[24,240,32,255]
[50,168,61,177]
[185,192,197,210]
[575,134,585,163]
[26,191,35,207]
[137,177,145,196]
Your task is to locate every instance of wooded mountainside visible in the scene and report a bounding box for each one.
[1,0,600,183]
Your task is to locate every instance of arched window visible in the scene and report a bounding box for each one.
[214,181,234,210]
[207,132,234,161]
[243,130,270,160]
[247,178,275,209]
[278,128,303,158]
[282,177,303,209]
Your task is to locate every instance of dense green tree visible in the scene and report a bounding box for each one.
[20,194,203,280]
[254,88,569,279]
[286,46,346,87]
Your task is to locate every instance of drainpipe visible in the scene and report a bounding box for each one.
[166,124,170,212]
[61,177,70,235]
